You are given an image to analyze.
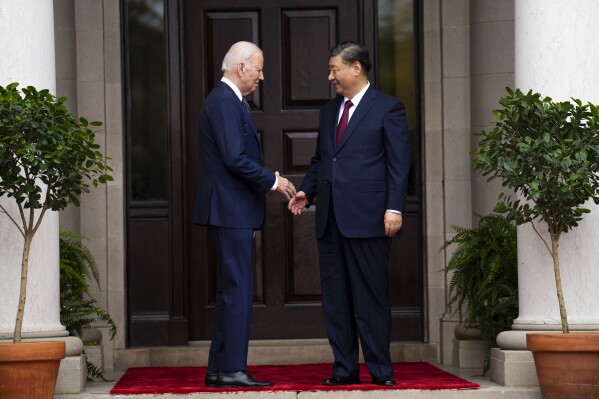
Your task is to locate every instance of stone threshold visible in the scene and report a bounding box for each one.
[115,339,439,369]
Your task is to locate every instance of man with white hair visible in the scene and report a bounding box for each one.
[193,41,296,388]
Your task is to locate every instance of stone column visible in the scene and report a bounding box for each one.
[0,0,85,393]
[490,0,599,387]
[0,0,63,342]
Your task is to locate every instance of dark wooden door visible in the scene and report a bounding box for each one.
[183,0,423,341]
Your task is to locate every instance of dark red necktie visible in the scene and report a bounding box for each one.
[336,100,353,146]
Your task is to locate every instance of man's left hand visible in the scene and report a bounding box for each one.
[384,212,403,237]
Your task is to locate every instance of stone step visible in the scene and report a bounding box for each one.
[115,339,439,369]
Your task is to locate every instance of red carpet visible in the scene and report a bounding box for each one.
[110,362,479,394]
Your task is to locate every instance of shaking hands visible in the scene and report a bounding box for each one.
[272,171,308,215]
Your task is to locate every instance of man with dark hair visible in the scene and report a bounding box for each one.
[289,41,410,386]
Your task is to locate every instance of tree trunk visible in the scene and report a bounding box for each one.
[550,233,569,333]
[13,231,33,343]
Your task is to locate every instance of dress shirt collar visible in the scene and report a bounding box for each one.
[345,82,370,107]
[338,82,370,123]
[221,77,243,101]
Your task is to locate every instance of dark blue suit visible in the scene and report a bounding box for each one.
[299,86,410,380]
[194,81,275,372]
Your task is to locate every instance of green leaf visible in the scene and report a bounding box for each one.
[473,87,599,237]
[0,82,112,217]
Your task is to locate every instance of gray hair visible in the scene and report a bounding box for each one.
[221,41,263,72]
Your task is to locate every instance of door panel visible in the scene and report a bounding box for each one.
[281,9,337,108]
[125,0,188,346]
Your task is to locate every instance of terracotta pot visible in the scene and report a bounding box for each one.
[527,333,599,399]
[0,341,66,399]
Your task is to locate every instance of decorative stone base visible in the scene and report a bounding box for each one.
[440,317,460,365]
[84,344,102,370]
[453,339,490,369]
[489,348,538,387]
[55,354,87,394]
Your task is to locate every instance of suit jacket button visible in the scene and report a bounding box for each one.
[333,157,337,162]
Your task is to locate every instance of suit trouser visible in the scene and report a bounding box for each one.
[207,226,254,372]
[317,204,393,380]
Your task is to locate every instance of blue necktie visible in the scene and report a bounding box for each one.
[242,98,251,115]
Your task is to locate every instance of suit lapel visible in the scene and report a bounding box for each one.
[336,87,377,152]
[245,104,261,151]
[326,97,344,152]
[217,81,262,151]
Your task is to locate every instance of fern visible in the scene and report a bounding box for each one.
[87,360,109,382]
[441,214,518,373]
[59,231,116,381]
[60,298,116,340]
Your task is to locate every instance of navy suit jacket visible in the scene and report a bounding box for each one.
[193,81,276,229]
[299,86,411,239]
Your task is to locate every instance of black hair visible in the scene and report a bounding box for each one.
[329,41,372,74]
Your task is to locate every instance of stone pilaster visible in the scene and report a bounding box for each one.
[438,0,473,366]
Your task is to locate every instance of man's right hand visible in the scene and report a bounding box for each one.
[288,191,308,215]
[275,171,296,200]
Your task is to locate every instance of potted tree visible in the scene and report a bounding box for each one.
[0,83,112,398]
[473,87,599,398]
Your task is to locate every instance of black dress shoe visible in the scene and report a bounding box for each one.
[372,376,396,386]
[215,371,272,388]
[322,375,360,385]
[205,371,218,386]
